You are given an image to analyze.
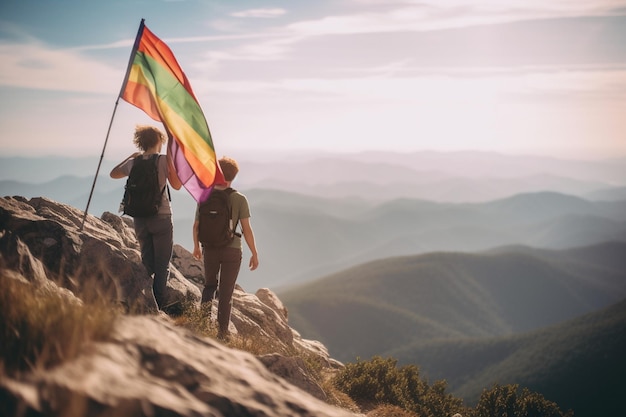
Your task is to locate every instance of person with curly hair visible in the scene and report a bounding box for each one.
[110,125,182,311]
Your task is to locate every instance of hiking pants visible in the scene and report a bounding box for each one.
[201,246,242,334]
[134,214,173,310]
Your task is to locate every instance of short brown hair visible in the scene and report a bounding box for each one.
[219,157,239,182]
[133,125,165,151]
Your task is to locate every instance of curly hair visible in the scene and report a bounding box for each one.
[219,157,239,182]
[133,125,166,151]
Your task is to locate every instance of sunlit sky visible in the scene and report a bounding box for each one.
[1,0,625,160]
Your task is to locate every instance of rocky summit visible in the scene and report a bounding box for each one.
[0,196,357,417]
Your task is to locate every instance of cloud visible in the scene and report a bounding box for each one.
[231,8,287,18]
[3,0,625,99]
[0,41,121,93]
[187,0,626,75]
[187,60,626,115]
[285,0,626,37]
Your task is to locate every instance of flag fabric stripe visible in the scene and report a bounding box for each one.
[121,77,160,121]
[126,53,215,156]
[124,63,218,185]
[120,22,224,202]
[130,51,209,143]
[168,140,214,203]
[159,104,219,183]
[135,26,196,101]
[123,41,219,186]
[131,34,215,159]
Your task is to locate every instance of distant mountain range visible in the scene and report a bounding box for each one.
[9,178,625,291]
[279,242,626,416]
[3,151,625,201]
[1,152,625,290]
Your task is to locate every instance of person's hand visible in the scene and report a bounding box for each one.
[192,246,202,261]
[249,254,259,271]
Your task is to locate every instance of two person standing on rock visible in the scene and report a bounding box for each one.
[111,125,260,338]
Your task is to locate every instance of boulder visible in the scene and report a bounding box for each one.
[256,287,289,321]
[0,197,199,312]
[172,243,204,288]
[232,290,294,346]
[258,353,327,401]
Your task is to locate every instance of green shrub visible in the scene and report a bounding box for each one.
[471,384,573,417]
[332,356,465,417]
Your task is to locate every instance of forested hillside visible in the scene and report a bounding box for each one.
[388,298,626,416]
[280,242,626,361]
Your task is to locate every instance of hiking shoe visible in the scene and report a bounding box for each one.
[217,330,231,342]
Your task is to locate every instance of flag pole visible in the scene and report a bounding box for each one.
[81,19,146,231]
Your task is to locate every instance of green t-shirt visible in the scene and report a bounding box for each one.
[196,189,250,249]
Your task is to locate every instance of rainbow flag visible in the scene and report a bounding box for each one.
[120,19,224,203]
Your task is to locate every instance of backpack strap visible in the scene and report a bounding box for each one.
[153,154,169,201]
[226,187,242,238]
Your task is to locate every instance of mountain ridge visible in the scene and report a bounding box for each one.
[279,241,626,415]
[3,150,625,182]
[280,241,626,361]
[3,173,625,290]
[2,152,626,290]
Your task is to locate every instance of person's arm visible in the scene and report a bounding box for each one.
[192,219,202,260]
[110,152,141,178]
[166,147,182,190]
[240,217,259,271]
[192,205,202,259]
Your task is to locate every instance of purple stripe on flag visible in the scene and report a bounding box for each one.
[169,139,213,203]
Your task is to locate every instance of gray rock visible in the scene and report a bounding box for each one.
[256,287,288,321]
[232,290,294,346]
[1,197,199,312]
[1,313,357,417]
[258,353,327,401]
[172,243,205,288]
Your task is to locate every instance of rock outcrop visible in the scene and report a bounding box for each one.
[1,196,200,312]
[0,196,356,417]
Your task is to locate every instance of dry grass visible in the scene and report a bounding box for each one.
[320,374,362,412]
[173,300,297,355]
[171,299,360,410]
[172,299,216,337]
[0,273,119,376]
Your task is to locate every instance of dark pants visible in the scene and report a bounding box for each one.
[134,215,173,310]
[201,246,242,334]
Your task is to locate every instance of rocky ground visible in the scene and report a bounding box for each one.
[0,196,360,417]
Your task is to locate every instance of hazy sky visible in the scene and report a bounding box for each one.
[1,0,625,160]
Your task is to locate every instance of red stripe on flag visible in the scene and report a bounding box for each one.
[136,26,198,102]
[122,81,161,121]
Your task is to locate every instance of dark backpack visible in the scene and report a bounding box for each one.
[198,188,240,247]
[121,154,166,218]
